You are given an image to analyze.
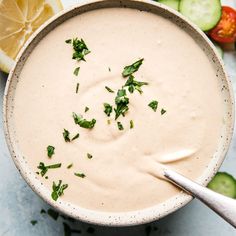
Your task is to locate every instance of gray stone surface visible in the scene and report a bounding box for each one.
[0,0,235,235]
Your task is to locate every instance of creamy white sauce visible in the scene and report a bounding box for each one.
[13,8,224,212]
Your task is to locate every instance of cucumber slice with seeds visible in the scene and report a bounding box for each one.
[179,0,222,31]
[207,172,236,198]
[158,0,180,11]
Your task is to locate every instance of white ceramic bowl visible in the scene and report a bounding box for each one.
[3,0,234,226]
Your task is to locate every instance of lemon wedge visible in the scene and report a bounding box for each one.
[0,0,63,73]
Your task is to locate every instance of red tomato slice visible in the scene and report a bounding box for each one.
[209,6,236,43]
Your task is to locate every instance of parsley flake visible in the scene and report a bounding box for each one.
[117,121,124,130]
[40,209,46,214]
[71,133,80,141]
[122,58,144,77]
[51,180,68,201]
[67,38,91,61]
[105,86,114,93]
[74,173,86,178]
[63,129,79,142]
[76,83,79,94]
[47,145,55,158]
[103,103,113,117]
[130,120,134,129]
[73,113,96,129]
[124,74,148,94]
[47,209,59,220]
[87,153,93,159]
[161,108,167,115]
[114,89,129,120]
[65,39,72,44]
[63,129,70,142]
[73,67,80,76]
[148,100,158,112]
[67,163,73,169]
[85,106,89,112]
[37,162,61,177]
[30,220,37,226]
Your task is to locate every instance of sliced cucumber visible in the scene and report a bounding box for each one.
[179,0,222,31]
[213,42,224,58]
[158,0,180,11]
[207,172,236,198]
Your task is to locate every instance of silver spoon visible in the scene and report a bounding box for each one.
[164,169,236,228]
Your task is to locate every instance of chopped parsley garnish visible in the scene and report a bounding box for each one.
[117,121,124,130]
[47,145,55,158]
[124,74,148,94]
[148,100,158,112]
[122,58,144,77]
[65,39,72,44]
[87,153,93,159]
[37,162,61,177]
[72,113,96,129]
[66,38,91,61]
[103,58,146,121]
[76,83,79,94]
[63,129,79,142]
[40,209,46,214]
[51,180,68,201]
[85,106,89,113]
[47,209,59,220]
[30,220,37,226]
[161,108,167,115]
[67,163,73,169]
[73,67,80,76]
[74,172,86,178]
[63,129,70,142]
[103,103,113,117]
[114,89,129,120]
[71,133,80,141]
[130,120,134,129]
[105,86,114,93]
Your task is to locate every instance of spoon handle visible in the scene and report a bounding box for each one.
[164,169,236,228]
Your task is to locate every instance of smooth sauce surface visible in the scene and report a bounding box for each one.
[13,8,224,212]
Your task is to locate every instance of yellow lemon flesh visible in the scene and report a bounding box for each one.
[0,0,63,73]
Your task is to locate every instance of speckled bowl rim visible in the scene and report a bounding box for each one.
[3,0,235,227]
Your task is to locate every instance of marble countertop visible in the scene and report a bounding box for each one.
[0,1,236,235]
